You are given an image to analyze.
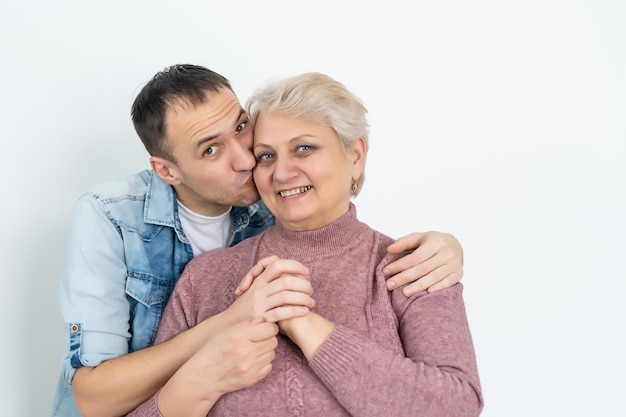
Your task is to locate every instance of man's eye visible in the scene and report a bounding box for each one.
[236,121,247,134]
[204,145,219,155]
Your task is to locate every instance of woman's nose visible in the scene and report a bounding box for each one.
[272,154,298,181]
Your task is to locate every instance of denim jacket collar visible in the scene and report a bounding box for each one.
[144,171,188,242]
[143,171,258,244]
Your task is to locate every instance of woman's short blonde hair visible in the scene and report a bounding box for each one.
[246,72,369,196]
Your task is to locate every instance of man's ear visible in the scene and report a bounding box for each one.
[150,156,182,186]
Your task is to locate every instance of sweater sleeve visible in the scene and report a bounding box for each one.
[308,283,483,417]
[126,393,163,417]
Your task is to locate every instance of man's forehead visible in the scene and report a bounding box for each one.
[165,88,240,115]
[164,88,245,145]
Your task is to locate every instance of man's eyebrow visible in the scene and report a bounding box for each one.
[195,108,247,150]
[235,108,247,123]
[196,134,218,149]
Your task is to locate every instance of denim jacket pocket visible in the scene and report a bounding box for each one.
[125,272,174,351]
[125,271,171,308]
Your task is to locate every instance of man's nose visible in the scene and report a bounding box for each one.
[232,140,256,171]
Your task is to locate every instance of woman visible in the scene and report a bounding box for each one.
[131,73,483,416]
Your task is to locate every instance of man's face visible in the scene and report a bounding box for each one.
[160,88,260,216]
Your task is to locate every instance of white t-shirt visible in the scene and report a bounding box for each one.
[177,201,233,257]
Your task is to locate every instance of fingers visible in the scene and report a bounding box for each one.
[383,233,432,279]
[157,322,280,415]
[236,257,309,296]
[399,266,463,296]
[177,322,279,400]
[235,256,280,296]
[384,231,464,296]
[386,255,441,292]
[422,271,463,293]
[252,277,316,322]
[386,232,426,255]
[245,321,279,342]
[227,258,315,324]
[211,323,279,391]
[255,259,310,285]
[231,323,278,383]
[263,274,314,300]
[384,237,439,287]
[264,305,311,322]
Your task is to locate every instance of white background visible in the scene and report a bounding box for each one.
[2,1,625,416]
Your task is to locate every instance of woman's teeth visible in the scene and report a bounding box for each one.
[279,185,312,198]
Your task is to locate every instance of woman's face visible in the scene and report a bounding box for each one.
[253,111,365,231]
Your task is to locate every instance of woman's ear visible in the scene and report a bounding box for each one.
[350,137,367,180]
[150,156,182,186]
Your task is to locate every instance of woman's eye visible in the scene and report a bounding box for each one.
[295,144,314,154]
[255,152,274,163]
[204,145,219,156]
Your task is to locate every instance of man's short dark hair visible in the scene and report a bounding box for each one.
[131,64,233,159]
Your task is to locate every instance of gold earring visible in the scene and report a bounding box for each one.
[351,181,357,194]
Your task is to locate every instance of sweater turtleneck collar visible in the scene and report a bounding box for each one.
[260,203,370,262]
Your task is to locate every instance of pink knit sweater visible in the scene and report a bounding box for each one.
[130,204,483,416]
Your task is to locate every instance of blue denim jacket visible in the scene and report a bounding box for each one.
[50,170,274,417]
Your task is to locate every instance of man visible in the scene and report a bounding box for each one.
[50,64,465,417]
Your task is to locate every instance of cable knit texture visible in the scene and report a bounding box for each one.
[129,204,483,416]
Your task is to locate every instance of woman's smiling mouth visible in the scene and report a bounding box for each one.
[279,185,312,198]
